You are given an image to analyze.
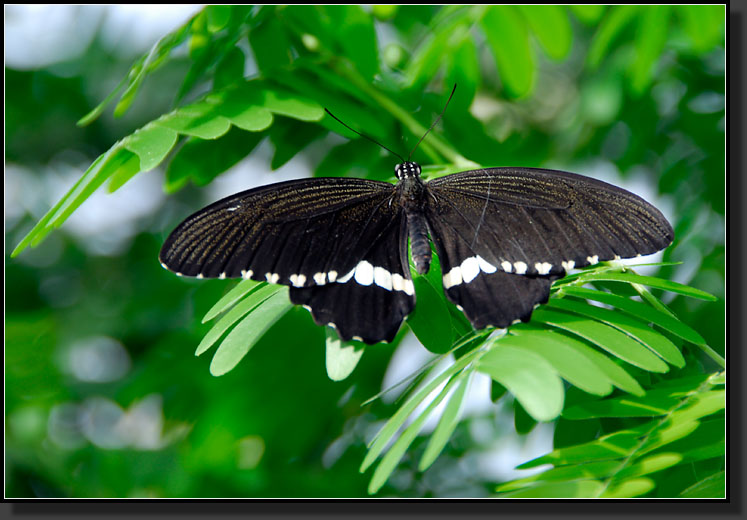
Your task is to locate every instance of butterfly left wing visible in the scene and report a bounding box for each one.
[160,177,414,344]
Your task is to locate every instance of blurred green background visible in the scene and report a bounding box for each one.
[5,5,725,497]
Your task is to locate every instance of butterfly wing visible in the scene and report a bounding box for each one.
[289,213,415,343]
[160,177,414,343]
[425,167,673,328]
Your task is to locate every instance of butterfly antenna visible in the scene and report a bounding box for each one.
[407,84,457,161]
[324,108,406,163]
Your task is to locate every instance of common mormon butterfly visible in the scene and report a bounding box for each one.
[160,86,673,344]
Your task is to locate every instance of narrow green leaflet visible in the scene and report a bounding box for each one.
[122,124,179,173]
[600,478,655,498]
[558,286,707,346]
[325,330,365,382]
[478,344,564,422]
[563,395,683,419]
[196,284,282,356]
[512,326,644,395]
[547,298,685,367]
[500,330,614,396]
[210,289,292,376]
[532,308,669,373]
[679,471,725,498]
[407,275,453,354]
[155,101,232,139]
[614,452,682,479]
[368,371,466,494]
[588,5,640,68]
[418,373,470,471]
[518,5,572,60]
[574,271,718,301]
[12,146,128,257]
[360,348,482,473]
[496,460,619,492]
[500,480,606,498]
[481,6,535,98]
[202,278,262,323]
[630,6,670,95]
[517,431,641,468]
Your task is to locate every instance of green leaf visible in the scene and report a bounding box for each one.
[325,330,364,381]
[407,275,453,354]
[202,279,261,323]
[518,431,640,468]
[155,102,232,139]
[360,348,482,473]
[418,374,469,471]
[563,395,682,420]
[165,127,263,190]
[575,272,718,301]
[535,330,644,396]
[532,309,669,373]
[102,149,142,194]
[500,480,605,498]
[678,5,726,53]
[210,289,292,376]
[518,5,573,60]
[196,284,282,356]
[496,460,618,492]
[548,298,684,368]
[559,286,708,346]
[500,330,614,396]
[213,46,246,90]
[588,5,640,68]
[678,470,725,498]
[481,6,535,98]
[630,6,670,95]
[479,345,564,421]
[268,119,326,170]
[600,477,654,498]
[12,145,132,257]
[121,123,179,174]
[211,87,274,132]
[325,6,378,81]
[248,14,294,74]
[615,452,682,479]
[205,5,232,32]
[569,5,605,25]
[368,371,465,494]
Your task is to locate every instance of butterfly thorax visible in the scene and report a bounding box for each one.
[395,162,432,275]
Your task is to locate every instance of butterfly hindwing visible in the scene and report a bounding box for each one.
[424,207,557,329]
[289,214,415,343]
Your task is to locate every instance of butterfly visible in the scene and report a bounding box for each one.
[159,88,674,344]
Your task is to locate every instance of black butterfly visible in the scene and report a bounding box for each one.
[160,91,673,344]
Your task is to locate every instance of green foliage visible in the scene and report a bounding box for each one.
[6,5,725,498]
[357,266,721,494]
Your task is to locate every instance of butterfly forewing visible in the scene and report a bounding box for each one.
[426,167,673,276]
[159,177,397,283]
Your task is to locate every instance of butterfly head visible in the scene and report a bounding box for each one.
[395,162,422,181]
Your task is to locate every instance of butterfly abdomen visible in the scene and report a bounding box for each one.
[399,173,431,275]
